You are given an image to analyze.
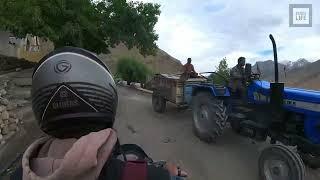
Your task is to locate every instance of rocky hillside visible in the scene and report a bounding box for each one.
[284,60,320,90]
[283,58,310,70]
[98,43,183,75]
[252,60,286,80]
[252,59,310,80]
[0,44,183,76]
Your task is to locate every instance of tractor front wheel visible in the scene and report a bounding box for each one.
[192,92,228,143]
[152,93,166,113]
[300,152,320,169]
[259,144,305,180]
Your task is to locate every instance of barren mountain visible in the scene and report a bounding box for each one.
[252,60,286,80]
[253,59,320,90]
[98,43,183,75]
[283,58,310,70]
[252,59,310,80]
[284,60,320,90]
[0,43,183,77]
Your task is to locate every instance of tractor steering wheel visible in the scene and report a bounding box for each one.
[249,73,261,80]
[198,73,210,81]
[199,72,228,82]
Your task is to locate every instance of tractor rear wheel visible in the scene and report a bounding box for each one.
[192,92,228,143]
[152,93,166,113]
[259,144,305,180]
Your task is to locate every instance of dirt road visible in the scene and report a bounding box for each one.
[115,86,320,180]
[1,84,319,180]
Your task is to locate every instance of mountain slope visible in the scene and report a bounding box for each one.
[253,59,320,90]
[284,60,320,90]
[252,59,311,82]
[98,43,183,75]
[252,60,286,80]
[284,58,310,70]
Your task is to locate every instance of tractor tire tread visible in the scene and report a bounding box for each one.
[192,92,228,143]
[258,144,305,180]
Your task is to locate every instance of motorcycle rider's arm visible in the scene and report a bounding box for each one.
[191,64,196,73]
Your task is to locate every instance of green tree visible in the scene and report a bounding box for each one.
[116,57,152,86]
[209,57,230,84]
[0,0,160,55]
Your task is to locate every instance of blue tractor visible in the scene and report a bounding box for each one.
[151,35,320,180]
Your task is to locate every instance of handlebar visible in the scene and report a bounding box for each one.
[119,144,188,178]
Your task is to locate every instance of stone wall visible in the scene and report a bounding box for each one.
[0,78,29,146]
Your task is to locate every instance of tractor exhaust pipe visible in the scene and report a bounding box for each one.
[269,34,284,109]
[269,34,279,83]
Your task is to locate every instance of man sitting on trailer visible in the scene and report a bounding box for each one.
[229,57,247,99]
[182,58,198,79]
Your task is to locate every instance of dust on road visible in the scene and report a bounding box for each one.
[115,86,320,180]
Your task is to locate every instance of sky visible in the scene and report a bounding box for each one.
[136,0,320,71]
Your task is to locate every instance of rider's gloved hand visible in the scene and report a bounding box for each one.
[164,162,188,178]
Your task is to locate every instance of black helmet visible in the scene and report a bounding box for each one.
[32,47,118,138]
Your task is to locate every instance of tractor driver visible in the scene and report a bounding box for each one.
[229,57,247,99]
[183,58,198,78]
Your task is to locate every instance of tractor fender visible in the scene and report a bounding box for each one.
[184,84,230,105]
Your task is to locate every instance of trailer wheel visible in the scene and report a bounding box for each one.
[259,144,305,180]
[152,93,166,113]
[192,92,228,143]
[300,152,320,169]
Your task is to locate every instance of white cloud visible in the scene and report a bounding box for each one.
[155,15,216,62]
[137,0,320,72]
[279,36,320,61]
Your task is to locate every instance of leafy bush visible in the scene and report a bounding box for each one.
[116,57,152,85]
[113,73,123,84]
[209,58,230,85]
